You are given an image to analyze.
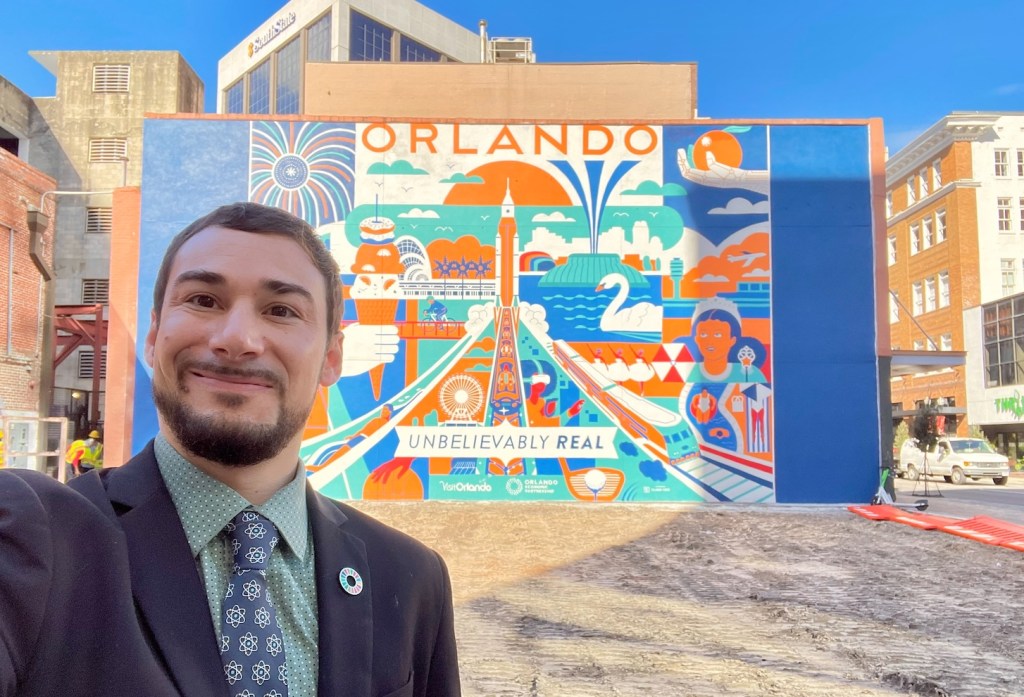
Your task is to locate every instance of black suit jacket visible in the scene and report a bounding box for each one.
[0,443,460,697]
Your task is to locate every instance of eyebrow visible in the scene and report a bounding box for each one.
[173,270,315,304]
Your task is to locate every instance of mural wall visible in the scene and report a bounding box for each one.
[132,118,882,504]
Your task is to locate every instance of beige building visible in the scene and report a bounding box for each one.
[16,51,202,433]
[303,61,697,121]
[887,112,1024,441]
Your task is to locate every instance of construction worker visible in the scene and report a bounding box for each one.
[65,430,103,476]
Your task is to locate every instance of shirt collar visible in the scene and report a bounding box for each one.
[154,434,309,560]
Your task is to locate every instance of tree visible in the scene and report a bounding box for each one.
[893,419,910,455]
[911,400,941,477]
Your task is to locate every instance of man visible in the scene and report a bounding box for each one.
[1,202,460,697]
[65,429,103,476]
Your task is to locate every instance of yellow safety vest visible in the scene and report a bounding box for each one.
[66,440,103,468]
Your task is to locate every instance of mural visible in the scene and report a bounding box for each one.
[240,121,768,503]
[131,118,881,503]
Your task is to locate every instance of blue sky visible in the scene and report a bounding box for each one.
[5,0,1023,152]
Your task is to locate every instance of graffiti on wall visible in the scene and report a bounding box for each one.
[243,121,774,503]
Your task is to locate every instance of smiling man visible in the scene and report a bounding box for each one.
[0,202,460,697]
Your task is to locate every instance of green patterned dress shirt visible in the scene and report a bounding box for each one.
[155,435,319,697]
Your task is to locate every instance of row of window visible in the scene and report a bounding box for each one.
[225,12,330,116]
[996,197,1024,233]
[911,333,953,352]
[993,149,1024,178]
[224,9,455,115]
[983,297,1024,387]
[887,158,943,217]
[902,271,951,319]
[888,209,947,265]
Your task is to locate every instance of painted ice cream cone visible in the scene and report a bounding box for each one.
[352,213,401,400]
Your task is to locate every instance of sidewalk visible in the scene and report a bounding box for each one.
[359,500,1024,697]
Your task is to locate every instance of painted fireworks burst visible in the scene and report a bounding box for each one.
[249,121,356,227]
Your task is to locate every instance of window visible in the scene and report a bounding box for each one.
[1018,150,1024,177]
[225,80,244,114]
[886,191,892,218]
[1002,258,1017,295]
[85,207,112,234]
[887,235,896,265]
[1020,197,1024,232]
[919,167,929,197]
[982,299,1024,387]
[92,64,130,92]
[995,149,1009,177]
[935,209,947,242]
[82,279,109,304]
[998,197,1012,232]
[275,37,301,114]
[88,138,127,162]
[925,277,937,312]
[400,36,442,62]
[932,158,942,189]
[910,222,920,254]
[307,12,331,61]
[922,217,933,249]
[248,60,270,114]
[912,281,923,315]
[889,292,900,323]
[941,334,952,351]
[906,177,916,205]
[77,348,107,380]
[939,271,950,308]
[350,11,392,61]
[913,339,925,351]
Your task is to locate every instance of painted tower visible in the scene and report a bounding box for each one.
[496,179,520,307]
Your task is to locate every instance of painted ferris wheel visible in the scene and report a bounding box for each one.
[439,374,484,424]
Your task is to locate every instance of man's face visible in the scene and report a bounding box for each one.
[695,318,736,362]
[144,226,342,466]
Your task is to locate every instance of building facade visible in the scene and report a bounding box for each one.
[218,0,482,116]
[887,112,1024,437]
[25,51,203,431]
[0,142,56,466]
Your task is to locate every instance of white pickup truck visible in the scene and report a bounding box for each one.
[897,437,1010,485]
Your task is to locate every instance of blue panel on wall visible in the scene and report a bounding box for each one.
[769,125,880,503]
[131,119,251,451]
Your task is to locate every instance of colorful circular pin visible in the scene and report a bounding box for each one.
[339,567,363,596]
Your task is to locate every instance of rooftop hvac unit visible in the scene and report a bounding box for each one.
[489,37,535,64]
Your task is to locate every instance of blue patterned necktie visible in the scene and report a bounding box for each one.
[220,510,289,697]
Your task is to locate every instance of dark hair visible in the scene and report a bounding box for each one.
[152,202,343,336]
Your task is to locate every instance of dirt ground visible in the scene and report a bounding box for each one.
[356,501,1024,697]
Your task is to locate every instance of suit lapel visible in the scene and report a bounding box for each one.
[309,489,373,697]
[106,445,228,697]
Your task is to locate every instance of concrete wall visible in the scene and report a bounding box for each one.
[28,51,203,412]
[305,62,697,121]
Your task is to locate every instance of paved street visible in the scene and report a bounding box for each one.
[894,473,1024,525]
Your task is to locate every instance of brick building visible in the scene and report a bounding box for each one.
[0,147,55,466]
[887,112,1024,438]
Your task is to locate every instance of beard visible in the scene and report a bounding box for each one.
[152,361,311,467]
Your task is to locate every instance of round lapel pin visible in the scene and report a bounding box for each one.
[339,567,363,596]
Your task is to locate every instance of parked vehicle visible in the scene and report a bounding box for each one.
[897,437,1010,485]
